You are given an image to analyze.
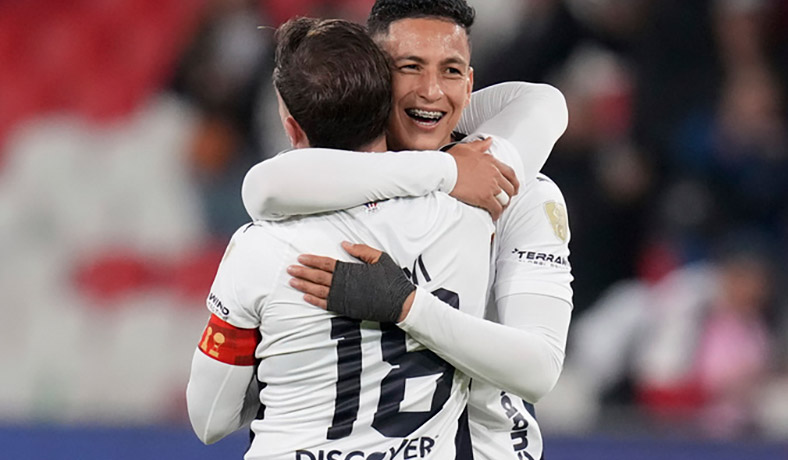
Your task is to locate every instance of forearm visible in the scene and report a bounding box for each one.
[458,82,568,177]
[186,350,257,444]
[241,149,457,221]
[398,289,570,403]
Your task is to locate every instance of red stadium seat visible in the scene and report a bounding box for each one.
[0,0,206,146]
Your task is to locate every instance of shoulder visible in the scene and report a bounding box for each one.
[351,193,493,258]
[223,223,269,258]
[492,173,573,303]
[506,173,568,217]
[231,219,298,245]
[497,173,570,245]
[369,192,492,230]
[426,191,494,230]
[217,222,293,280]
[527,173,567,204]
[208,222,292,325]
[463,133,526,182]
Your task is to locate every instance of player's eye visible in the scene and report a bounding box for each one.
[445,67,463,77]
[399,64,420,72]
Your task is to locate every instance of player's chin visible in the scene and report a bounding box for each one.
[402,128,451,151]
[402,135,443,151]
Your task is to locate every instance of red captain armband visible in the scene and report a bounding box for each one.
[198,314,261,366]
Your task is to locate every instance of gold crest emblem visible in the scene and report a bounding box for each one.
[544,201,568,242]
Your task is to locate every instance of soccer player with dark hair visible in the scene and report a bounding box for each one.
[187,17,507,459]
[272,18,392,151]
[241,1,573,459]
[366,0,476,36]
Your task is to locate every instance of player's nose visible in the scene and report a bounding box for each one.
[416,69,444,102]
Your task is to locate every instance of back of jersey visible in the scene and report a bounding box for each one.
[210,192,493,460]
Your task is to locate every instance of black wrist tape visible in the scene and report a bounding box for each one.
[326,253,416,323]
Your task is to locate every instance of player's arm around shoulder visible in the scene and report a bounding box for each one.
[186,223,281,444]
[241,148,458,221]
[460,81,568,139]
[397,180,570,402]
[489,81,569,143]
[460,82,568,180]
[522,82,569,139]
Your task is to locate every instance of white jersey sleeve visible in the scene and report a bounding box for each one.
[205,223,288,327]
[377,137,569,414]
[242,150,458,221]
[186,225,286,444]
[397,289,569,403]
[190,194,495,460]
[493,174,573,305]
[240,82,566,221]
[467,174,574,460]
[457,82,568,179]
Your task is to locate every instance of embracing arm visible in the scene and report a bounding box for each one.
[399,290,570,403]
[242,149,457,221]
[289,177,573,403]
[291,239,572,404]
[457,82,569,178]
[240,83,559,222]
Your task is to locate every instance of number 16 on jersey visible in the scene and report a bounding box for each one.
[327,288,460,440]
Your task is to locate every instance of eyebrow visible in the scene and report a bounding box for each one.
[395,55,469,67]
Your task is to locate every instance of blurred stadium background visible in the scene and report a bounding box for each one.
[1,0,787,458]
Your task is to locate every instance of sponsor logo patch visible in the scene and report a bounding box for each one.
[207,292,230,318]
[295,436,435,459]
[500,392,534,460]
[511,248,569,268]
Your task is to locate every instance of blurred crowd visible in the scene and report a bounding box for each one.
[1,0,787,441]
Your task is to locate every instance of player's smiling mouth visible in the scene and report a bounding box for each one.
[405,108,446,127]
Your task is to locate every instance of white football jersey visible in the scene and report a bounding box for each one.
[468,389,543,460]
[492,173,572,308]
[468,136,573,460]
[207,192,494,460]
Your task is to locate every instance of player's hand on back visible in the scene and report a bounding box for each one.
[447,137,519,221]
[288,242,416,323]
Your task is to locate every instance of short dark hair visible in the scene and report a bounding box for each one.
[367,0,475,38]
[273,18,392,151]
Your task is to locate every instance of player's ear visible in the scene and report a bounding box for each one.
[276,89,310,149]
[284,116,310,149]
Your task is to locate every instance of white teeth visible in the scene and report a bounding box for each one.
[406,109,444,120]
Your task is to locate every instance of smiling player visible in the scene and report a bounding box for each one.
[187,17,506,459]
[240,1,573,459]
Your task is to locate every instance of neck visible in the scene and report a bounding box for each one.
[358,135,388,153]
